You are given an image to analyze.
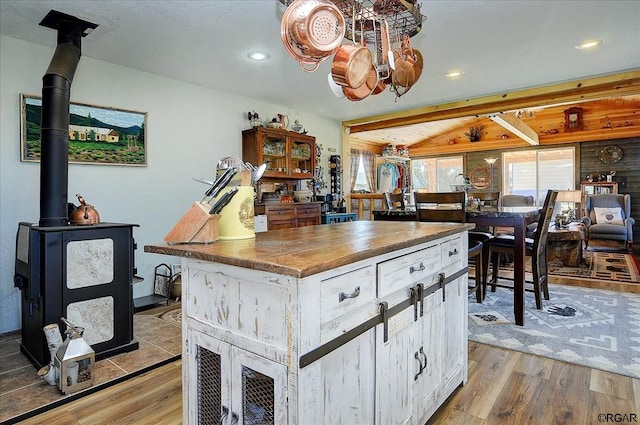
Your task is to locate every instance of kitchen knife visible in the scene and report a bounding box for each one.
[207,168,238,200]
[200,167,236,203]
[192,177,214,186]
[208,187,239,214]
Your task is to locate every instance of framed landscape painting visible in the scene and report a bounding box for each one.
[20,93,147,166]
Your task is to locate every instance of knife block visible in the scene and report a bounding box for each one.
[164,202,220,244]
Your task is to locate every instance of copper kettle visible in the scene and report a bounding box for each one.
[70,194,100,225]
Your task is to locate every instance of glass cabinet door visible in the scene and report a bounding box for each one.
[290,138,313,178]
[262,136,287,176]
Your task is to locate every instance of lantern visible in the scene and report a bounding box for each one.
[54,318,95,394]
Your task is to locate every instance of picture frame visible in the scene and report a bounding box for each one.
[20,93,147,166]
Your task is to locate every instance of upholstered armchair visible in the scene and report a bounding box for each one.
[582,194,635,249]
[500,194,534,207]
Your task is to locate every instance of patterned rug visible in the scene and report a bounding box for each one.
[497,251,640,283]
[159,308,182,326]
[468,283,640,378]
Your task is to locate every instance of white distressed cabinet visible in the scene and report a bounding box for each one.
[170,224,469,425]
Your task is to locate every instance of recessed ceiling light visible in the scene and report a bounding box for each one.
[248,52,269,61]
[575,39,603,50]
[445,70,463,78]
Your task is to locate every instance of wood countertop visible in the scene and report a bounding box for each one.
[145,221,474,278]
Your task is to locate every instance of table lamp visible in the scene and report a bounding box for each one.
[555,190,581,226]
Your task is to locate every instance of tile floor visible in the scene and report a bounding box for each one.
[0,304,181,423]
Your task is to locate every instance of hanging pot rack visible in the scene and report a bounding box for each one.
[279,0,425,44]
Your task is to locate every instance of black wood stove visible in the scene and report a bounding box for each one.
[15,222,139,368]
[13,11,139,368]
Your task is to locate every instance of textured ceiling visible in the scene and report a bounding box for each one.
[1,0,639,124]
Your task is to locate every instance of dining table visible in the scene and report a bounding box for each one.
[465,206,542,326]
[373,205,542,326]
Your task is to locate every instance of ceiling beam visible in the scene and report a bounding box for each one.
[343,69,640,133]
[489,113,539,145]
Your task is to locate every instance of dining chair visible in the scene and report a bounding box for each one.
[500,194,534,207]
[498,194,537,237]
[413,191,487,302]
[383,191,405,210]
[468,191,501,210]
[481,190,558,309]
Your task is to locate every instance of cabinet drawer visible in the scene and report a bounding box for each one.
[377,245,440,298]
[440,236,463,267]
[295,205,320,216]
[266,206,297,219]
[320,265,375,325]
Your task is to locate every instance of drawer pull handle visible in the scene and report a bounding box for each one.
[449,248,459,257]
[410,262,425,273]
[278,211,285,215]
[339,286,360,302]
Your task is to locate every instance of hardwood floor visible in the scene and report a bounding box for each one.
[18,341,639,425]
[13,248,640,424]
[18,359,183,425]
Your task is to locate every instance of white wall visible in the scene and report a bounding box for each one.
[0,35,341,333]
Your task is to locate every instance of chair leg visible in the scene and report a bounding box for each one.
[482,245,491,293]
[541,276,549,301]
[532,268,542,310]
[490,252,500,292]
[475,250,484,303]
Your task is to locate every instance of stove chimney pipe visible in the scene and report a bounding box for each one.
[38,10,97,227]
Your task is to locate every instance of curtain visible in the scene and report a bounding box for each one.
[363,151,375,193]
[350,149,359,192]
[350,149,376,193]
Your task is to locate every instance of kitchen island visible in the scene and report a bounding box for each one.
[145,220,473,425]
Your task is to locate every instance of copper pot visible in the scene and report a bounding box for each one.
[280,0,346,72]
[70,194,100,225]
[331,43,372,89]
[342,64,377,101]
[391,47,423,98]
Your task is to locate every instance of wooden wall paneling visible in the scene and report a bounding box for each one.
[579,138,639,244]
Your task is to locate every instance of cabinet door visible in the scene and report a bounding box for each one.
[441,276,467,390]
[317,328,375,425]
[187,329,288,425]
[231,347,288,425]
[289,137,314,179]
[412,290,444,424]
[186,329,232,425]
[262,134,288,177]
[376,295,414,425]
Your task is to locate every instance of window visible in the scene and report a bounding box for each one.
[502,147,575,205]
[353,156,370,192]
[412,156,463,192]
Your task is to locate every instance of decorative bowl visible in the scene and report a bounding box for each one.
[294,190,312,202]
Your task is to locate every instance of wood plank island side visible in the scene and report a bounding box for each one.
[145,220,473,425]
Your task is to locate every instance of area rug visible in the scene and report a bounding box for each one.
[497,251,640,283]
[468,283,640,378]
[159,308,182,326]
